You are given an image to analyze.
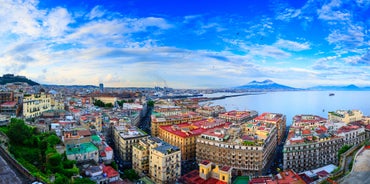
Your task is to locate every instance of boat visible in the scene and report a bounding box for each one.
[329,93,335,96]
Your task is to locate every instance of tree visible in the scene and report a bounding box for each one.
[147,100,155,107]
[73,177,96,184]
[93,99,105,107]
[123,169,139,181]
[7,118,32,145]
[105,103,113,108]
[338,145,352,159]
[47,134,60,147]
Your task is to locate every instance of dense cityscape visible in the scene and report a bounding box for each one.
[0,74,369,184]
[1,0,370,183]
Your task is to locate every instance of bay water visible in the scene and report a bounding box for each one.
[202,91,370,125]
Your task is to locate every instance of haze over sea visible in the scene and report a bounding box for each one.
[203,91,370,126]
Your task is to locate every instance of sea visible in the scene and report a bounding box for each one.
[202,91,370,126]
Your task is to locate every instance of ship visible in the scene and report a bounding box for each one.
[329,93,335,96]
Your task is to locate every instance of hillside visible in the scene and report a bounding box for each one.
[0,74,39,86]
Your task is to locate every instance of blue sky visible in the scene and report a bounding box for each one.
[0,0,369,88]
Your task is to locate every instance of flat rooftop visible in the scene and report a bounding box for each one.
[66,142,98,155]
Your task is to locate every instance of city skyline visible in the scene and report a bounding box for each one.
[1,0,369,88]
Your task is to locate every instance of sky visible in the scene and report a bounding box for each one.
[0,0,370,89]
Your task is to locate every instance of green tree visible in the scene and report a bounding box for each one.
[338,145,352,159]
[123,169,139,181]
[105,103,113,108]
[93,99,105,107]
[47,134,60,147]
[147,100,155,107]
[7,118,32,145]
[73,177,95,184]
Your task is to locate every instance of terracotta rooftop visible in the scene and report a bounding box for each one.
[103,165,119,178]
[159,119,230,138]
[254,112,284,122]
[0,101,17,107]
[179,170,227,184]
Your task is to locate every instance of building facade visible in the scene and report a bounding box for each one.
[149,142,181,184]
[283,114,367,173]
[158,118,230,161]
[113,124,148,167]
[328,110,363,124]
[254,112,286,145]
[151,111,202,136]
[218,110,258,124]
[196,120,278,176]
[23,92,52,119]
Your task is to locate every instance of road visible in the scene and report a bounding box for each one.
[0,151,30,184]
[341,148,370,184]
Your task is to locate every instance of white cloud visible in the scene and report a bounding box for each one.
[0,0,44,37]
[248,45,291,59]
[87,6,106,20]
[326,25,366,51]
[275,39,310,51]
[45,7,73,37]
[276,8,301,21]
[317,0,351,21]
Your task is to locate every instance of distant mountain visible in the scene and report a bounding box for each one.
[307,84,367,91]
[0,74,39,86]
[43,84,98,88]
[236,79,298,91]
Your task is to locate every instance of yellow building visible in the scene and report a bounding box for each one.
[132,137,155,175]
[151,111,202,136]
[149,142,181,184]
[23,92,51,119]
[158,118,229,161]
[328,110,363,123]
[199,160,232,184]
[133,136,181,183]
[51,97,65,110]
[254,112,286,145]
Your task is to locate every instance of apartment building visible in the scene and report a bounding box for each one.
[218,110,258,124]
[23,92,51,119]
[113,124,148,167]
[254,112,286,145]
[158,118,230,161]
[336,125,366,145]
[283,114,367,173]
[291,114,327,128]
[328,110,363,124]
[196,120,278,176]
[133,136,181,183]
[149,142,181,183]
[151,111,202,136]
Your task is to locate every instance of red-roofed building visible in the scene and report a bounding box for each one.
[0,101,18,116]
[249,169,306,184]
[302,129,311,135]
[336,125,366,146]
[103,165,119,183]
[158,118,230,160]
